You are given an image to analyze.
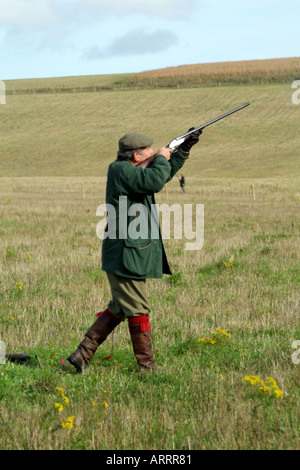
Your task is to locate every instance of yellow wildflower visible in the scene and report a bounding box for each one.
[13,282,25,291]
[198,337,216,345]
[242,375,284,399]
[214,328,231,338]
[103,401,109,408]
[243,375,264,386]
[54,403,64,413]
[61,416,75,429]
[224,259,234,269]
[199,328,232,345]
[274,389,284,399]
[56,386,69,405]
[266,377,278,388]
[259,385,271,393]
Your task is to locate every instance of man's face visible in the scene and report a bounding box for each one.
[135,146,154,163]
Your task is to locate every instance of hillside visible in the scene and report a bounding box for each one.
[1,58,299,178]
[132,57,300,88]
[4,57,300,94]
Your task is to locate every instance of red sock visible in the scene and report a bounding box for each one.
[128,315,151,332]
[95,308,111,319]
[95,309,120,325]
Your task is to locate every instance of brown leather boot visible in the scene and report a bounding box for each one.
[67,309,120,372]
[128,315,156,372]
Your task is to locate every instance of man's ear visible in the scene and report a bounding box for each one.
[132,151,140,162]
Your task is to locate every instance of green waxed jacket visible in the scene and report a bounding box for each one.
[101,148,189,279]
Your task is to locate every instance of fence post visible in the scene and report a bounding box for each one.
[0,340,6,364]
[0,81,6,104]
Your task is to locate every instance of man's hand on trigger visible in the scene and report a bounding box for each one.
[157,147,172,161]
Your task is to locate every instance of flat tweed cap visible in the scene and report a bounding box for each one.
[119,133,153,152]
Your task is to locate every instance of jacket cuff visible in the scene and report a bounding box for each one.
[176,147,190,160]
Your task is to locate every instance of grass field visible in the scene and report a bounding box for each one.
[0,59,300,450]
[1,81,299,178]
[0,175,299,450]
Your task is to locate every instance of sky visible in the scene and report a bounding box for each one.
[0,0,299,81]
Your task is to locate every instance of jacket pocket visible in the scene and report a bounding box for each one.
[122,238,152,277]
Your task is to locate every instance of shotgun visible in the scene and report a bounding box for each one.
[167,102,250,149]
[137,102,250,168]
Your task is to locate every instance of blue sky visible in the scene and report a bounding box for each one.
[0,0,299,80]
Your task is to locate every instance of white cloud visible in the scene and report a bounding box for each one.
[82,0,200,20]
[0,0,200,32]
[0,0,199,53]
[0,0,59,28]
[83,28,178,59]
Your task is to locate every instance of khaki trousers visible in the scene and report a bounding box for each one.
[106,273,151,322]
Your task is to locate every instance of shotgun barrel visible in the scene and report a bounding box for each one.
[136,102,251,168]
[168,102,250,149]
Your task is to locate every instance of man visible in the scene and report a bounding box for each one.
[179,174,186,193]
[67,129,202,373]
